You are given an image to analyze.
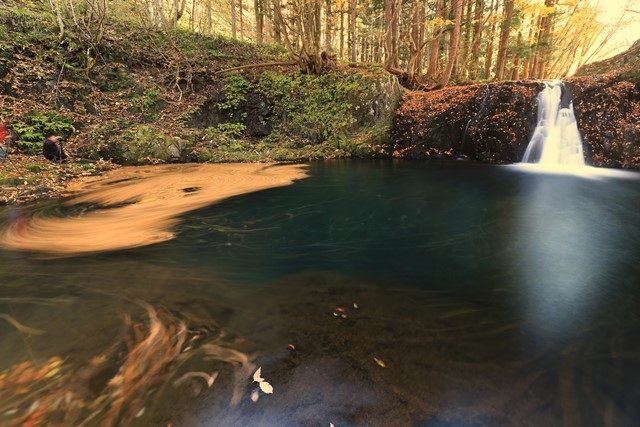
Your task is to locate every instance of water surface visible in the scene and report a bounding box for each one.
[1,161,639,426]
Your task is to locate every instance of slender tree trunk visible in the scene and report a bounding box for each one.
[407,0,425,79]
[272,0,282,43]
[511,30,522,79]
[348,0,357,62]
[459,0,473,80]
[495,0,514,80]
[271,0,292,50]
[231,0,237,38]
[47,0,65,38]
[384,0,399,70]
[325,0,333,53]
[426,0,444,78]
[206,0,213,34]
[340,10,345,58]
[255,0,264,43]
[440,0,463,86]
[468,0,484,79]
[239,0,244,39]
[190,0,197,30]
[535,0,557,78]
[483,0,498,79]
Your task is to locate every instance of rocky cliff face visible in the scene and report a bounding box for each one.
[392,74,640,169]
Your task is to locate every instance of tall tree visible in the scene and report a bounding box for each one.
[325,0,333,53]
[230,0,237,38]
[495,0,514,80]
[255,0,264,43]
[468,0,484,79]
[440,0,463,86]
[348,0,357,61]
[483,0,498,79]
[426,0,444,78]
[384,0,399,70]
[406,0,425,80]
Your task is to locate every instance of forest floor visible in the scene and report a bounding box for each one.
[0,155,117,204]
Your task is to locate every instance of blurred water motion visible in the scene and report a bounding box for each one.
[1,161,639,425]
[0,163,306,255]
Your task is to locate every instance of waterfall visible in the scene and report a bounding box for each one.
[522,81,585,166]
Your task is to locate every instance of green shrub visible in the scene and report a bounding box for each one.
[130,87,162,121]
[111,125,187,165]
[256,71,367,144]
[12,111,75,154]
[218,73,250,111]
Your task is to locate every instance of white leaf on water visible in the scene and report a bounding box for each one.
[259,381,273,394]
[253,367,264,383]
[330,423,335,427]
[250,390,260,402]
[135,407,145,418]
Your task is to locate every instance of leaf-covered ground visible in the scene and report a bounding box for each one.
[0,155,117,205]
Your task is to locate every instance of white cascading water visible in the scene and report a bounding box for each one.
[522,80,585,166]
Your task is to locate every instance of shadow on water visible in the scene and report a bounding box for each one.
[1,160,640,425]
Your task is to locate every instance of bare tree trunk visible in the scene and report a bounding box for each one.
[325,0,333,53]
[190,0,197,30]
[511,30,522,79]
[483,0,498,79]
[272,0,282,43]
[384,0,399,70]
[47,0,65,39]
[340,10,345,58]
[255,0,264,43]
[440,0,463,86]
[495,0,514,80]
[459,0,473,80]
[239,0,244,39]
[231,0,237,38]
[426,0,444,78]
[535,0,557,78]
[407,0,425,80]
[468,0,484,80]
[271,0,292,51]
[348,0,357,62]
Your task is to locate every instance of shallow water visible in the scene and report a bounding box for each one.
[1,160,640,426]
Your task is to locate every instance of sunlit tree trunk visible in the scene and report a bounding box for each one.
[459,0,473,80]
[495,0,514,80]
[384,0,399,70]
[511,30,522,79]
[348,0,357,61]
[440,0,463,86]
[407,0,425,80]
[483,0,497,79]
[231,0,237,38]
[340,9,345,58]
[426,0,444,78]
[325,0,333,53]
[468,0,484,80]
[255,0,264,43]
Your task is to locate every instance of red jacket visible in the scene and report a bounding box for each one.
[0,124,7,142]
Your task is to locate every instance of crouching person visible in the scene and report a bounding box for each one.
[43,134,68,162]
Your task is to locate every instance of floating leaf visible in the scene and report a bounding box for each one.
[253,367,264,383]
[250,390,259,402]
[259,381,273,394]
[373,357,386,368]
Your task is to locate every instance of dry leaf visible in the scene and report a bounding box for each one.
[259,381,273,394]
[373,357,386,368]
[250,390,259,402]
